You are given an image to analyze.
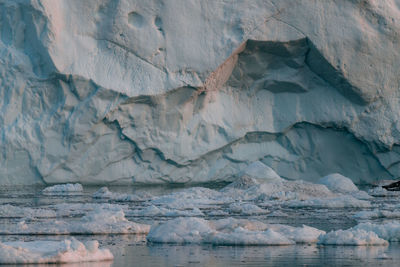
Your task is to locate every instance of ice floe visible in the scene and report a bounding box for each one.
[353,210,400,220]
[353,222,400,242]
[0,204,56,218]
[0,206,150,235]
[147,217,325,245]
[0,238,113,264]
[151,187,233,209]
[93,187,151,201]
[42,183,83,195]
[127,205,204,217]
[147,217,400,246]
[227,202,269,215]
[318,229,388,246]
[368,187,400,197]
[287,195,371,209]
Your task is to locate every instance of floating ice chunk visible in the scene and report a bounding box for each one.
[353,222,400,242]
[212,217,269,232]
[287,195,371,208]
[353,210,400,220]
[268,224,325,243]
[1,206,150,235]
[207,228,294,245]
[318,229,388,246]
[128,205,204,217]
[228,202,268,215]
[147,217,324,245]
[318,173,358,193]
[240,180,334,202]
[238,161,282,182]
[42,183,83,195]
[93,187,151,201]
[368,187,400,197]
[51,203,127,217]
[147,217,213,243]
[0,238,113,264]
[151,187,233,209]
[350,190,373,200]
[0,204,56,218]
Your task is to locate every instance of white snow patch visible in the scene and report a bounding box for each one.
[0,238,113,264]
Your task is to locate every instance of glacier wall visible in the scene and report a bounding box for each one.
[1,0,400,185]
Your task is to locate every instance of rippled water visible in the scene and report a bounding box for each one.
[1,184,399,266]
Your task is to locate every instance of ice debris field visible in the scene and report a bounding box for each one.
[1,163,400,264]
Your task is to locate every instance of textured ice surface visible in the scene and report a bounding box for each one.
[354,222,400,242]
[287,196,371,209]
[0,204,56,218]
[318,174,359,193]
[238,161,283,182]
[368,187,400,197]
[353,210,400,220]
[318,229,388,246]
[128,205,204,217]
[147,217,325,245]
[42,183,83,195]
[0,206,150,235]
[2,1,400,185]
[93,187,151,201]
[0,238,113,264]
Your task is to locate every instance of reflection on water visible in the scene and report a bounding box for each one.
[111,242,399,267]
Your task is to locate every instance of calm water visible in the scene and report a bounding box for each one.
[0,185,399,267]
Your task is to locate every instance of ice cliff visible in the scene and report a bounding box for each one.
[1,0,400,185]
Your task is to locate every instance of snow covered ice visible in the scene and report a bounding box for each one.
[0,238,113,264]
[42,183,84,195]
[0,205,150,235]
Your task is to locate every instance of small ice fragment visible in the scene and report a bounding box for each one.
[228,202,268,215]
[42,183,83,195]
[287,195,371,208]
[93,187,151,201]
